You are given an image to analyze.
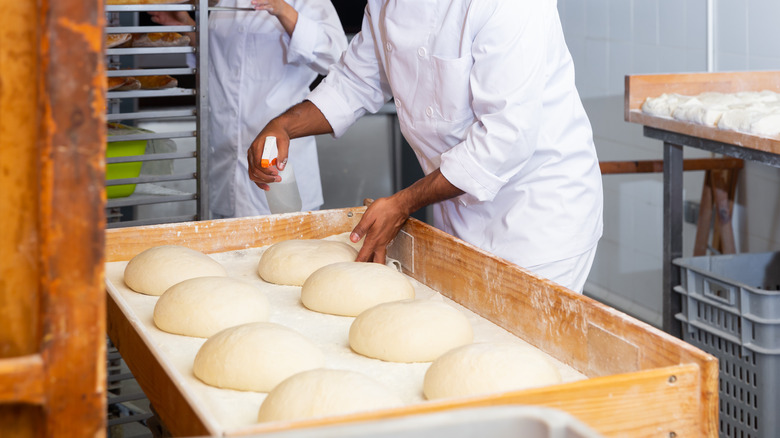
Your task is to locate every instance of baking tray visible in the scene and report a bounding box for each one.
[106,207,719,437]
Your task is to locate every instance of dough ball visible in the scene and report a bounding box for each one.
[153,276,270,338]
[423,342,562,400]
[326,231,365,252]
[124,245,227,296]
[257,239,358,286]
[301,262,415,316]
[257,369,404,423]
[349,299,473,363]
[193,322,324,392]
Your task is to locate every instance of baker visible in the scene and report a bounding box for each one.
[247,0,603,293]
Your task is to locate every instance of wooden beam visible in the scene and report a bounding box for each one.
[600,158,743,175]
[0,355,45,405]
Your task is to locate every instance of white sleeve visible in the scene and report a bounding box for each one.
[439,1,552,203]
[307,4,392,138]
[282,0,348,75]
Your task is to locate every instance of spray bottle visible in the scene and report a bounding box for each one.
[260,136,302,214]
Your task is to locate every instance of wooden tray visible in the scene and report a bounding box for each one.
[625,71,780,154]
[106,208,718,437]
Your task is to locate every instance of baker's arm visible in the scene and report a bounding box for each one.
[351,169,464,264]
[247,100,333,190]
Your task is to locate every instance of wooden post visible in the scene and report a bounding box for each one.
[0,0,106,436]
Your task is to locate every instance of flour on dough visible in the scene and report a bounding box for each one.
[124,245,227,296]
[193,322,324,392]
[349,299,473,363]
[643,89,780,138]
[153,276,270,338]
[257,239,358,286]
[301,261,415,316]
[423,342,562,400]
[257,369,404,422]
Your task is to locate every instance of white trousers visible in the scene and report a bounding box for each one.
[524,245,598,294]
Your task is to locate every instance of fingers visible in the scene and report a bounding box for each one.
[247,135,280,188]
[351,207,391,264]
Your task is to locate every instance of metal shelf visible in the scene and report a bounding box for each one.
[107,152,196,164]
[107,108,196,121]
[106,25,194,34]
[106,4,194,13]
[105,0,209,228]
[107,87,196,99]
[107,130,195,142]
[107,46,195,56]
[107,67,195,77]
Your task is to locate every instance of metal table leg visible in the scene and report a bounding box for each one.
[663,141,684,337]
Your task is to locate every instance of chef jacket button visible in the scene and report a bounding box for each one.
[417,47,427,57]
[238,26,246,32]
[425,106,433,117]
[394,99,401,109]
[386,42,392,51]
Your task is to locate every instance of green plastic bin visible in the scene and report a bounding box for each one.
[107,124,146,198]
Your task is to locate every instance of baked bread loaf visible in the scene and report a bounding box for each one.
[108,76,128,91]
[107,0,187,4]
[132,32,191,47]
[106,33,132,49]
[137,75,178,90]
[113,77,141,91]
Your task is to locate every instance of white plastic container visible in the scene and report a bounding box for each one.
[261,136,302,214]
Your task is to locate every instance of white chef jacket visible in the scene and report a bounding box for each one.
[308,0,603,266]
[208,0,347,217]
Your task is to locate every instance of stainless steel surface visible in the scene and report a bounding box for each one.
[209,6,256,11]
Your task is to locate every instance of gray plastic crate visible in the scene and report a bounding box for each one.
[673,251,780,438]
[252,406,603,438]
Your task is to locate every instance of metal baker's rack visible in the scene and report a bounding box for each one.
[105,0,210,227]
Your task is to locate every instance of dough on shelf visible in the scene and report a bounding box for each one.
[193,322,324,392]
[642,90,780,138]
[257,239,358,286]
[153,276,270,338]
[124,245,227,296]
[301,261,415,316]
[423,342,562,400]
[132,32,191,48]
[257,369,404,423]
[349,299,473,363]
[106,33,131,49]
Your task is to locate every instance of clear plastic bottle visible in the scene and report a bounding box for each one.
[261,136,302,214]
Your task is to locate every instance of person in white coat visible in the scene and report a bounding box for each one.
[246,0,603,293]
[149,0,347,218]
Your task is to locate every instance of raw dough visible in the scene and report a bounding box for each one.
[423,342,562,400]
[124,245,227,296]
[301,262,415,316]
[257,239,358,286]
[642,90,780,138]
[641,93,692,118]
[256,369,404,422]
[153,276,270,338]
[193,322,324,392]
[349,299,473,363]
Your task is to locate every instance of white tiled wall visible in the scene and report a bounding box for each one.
[557,0,780,326]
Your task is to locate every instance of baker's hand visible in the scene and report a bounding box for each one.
[251,0,297,35]
[350,196,410,265]
[247,122,290,191]
[147,10,193,27]
[251,0,290,16]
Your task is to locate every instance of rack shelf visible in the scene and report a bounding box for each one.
[105,0,209,227]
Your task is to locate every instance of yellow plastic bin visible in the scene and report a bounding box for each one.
[107,124,147,199]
